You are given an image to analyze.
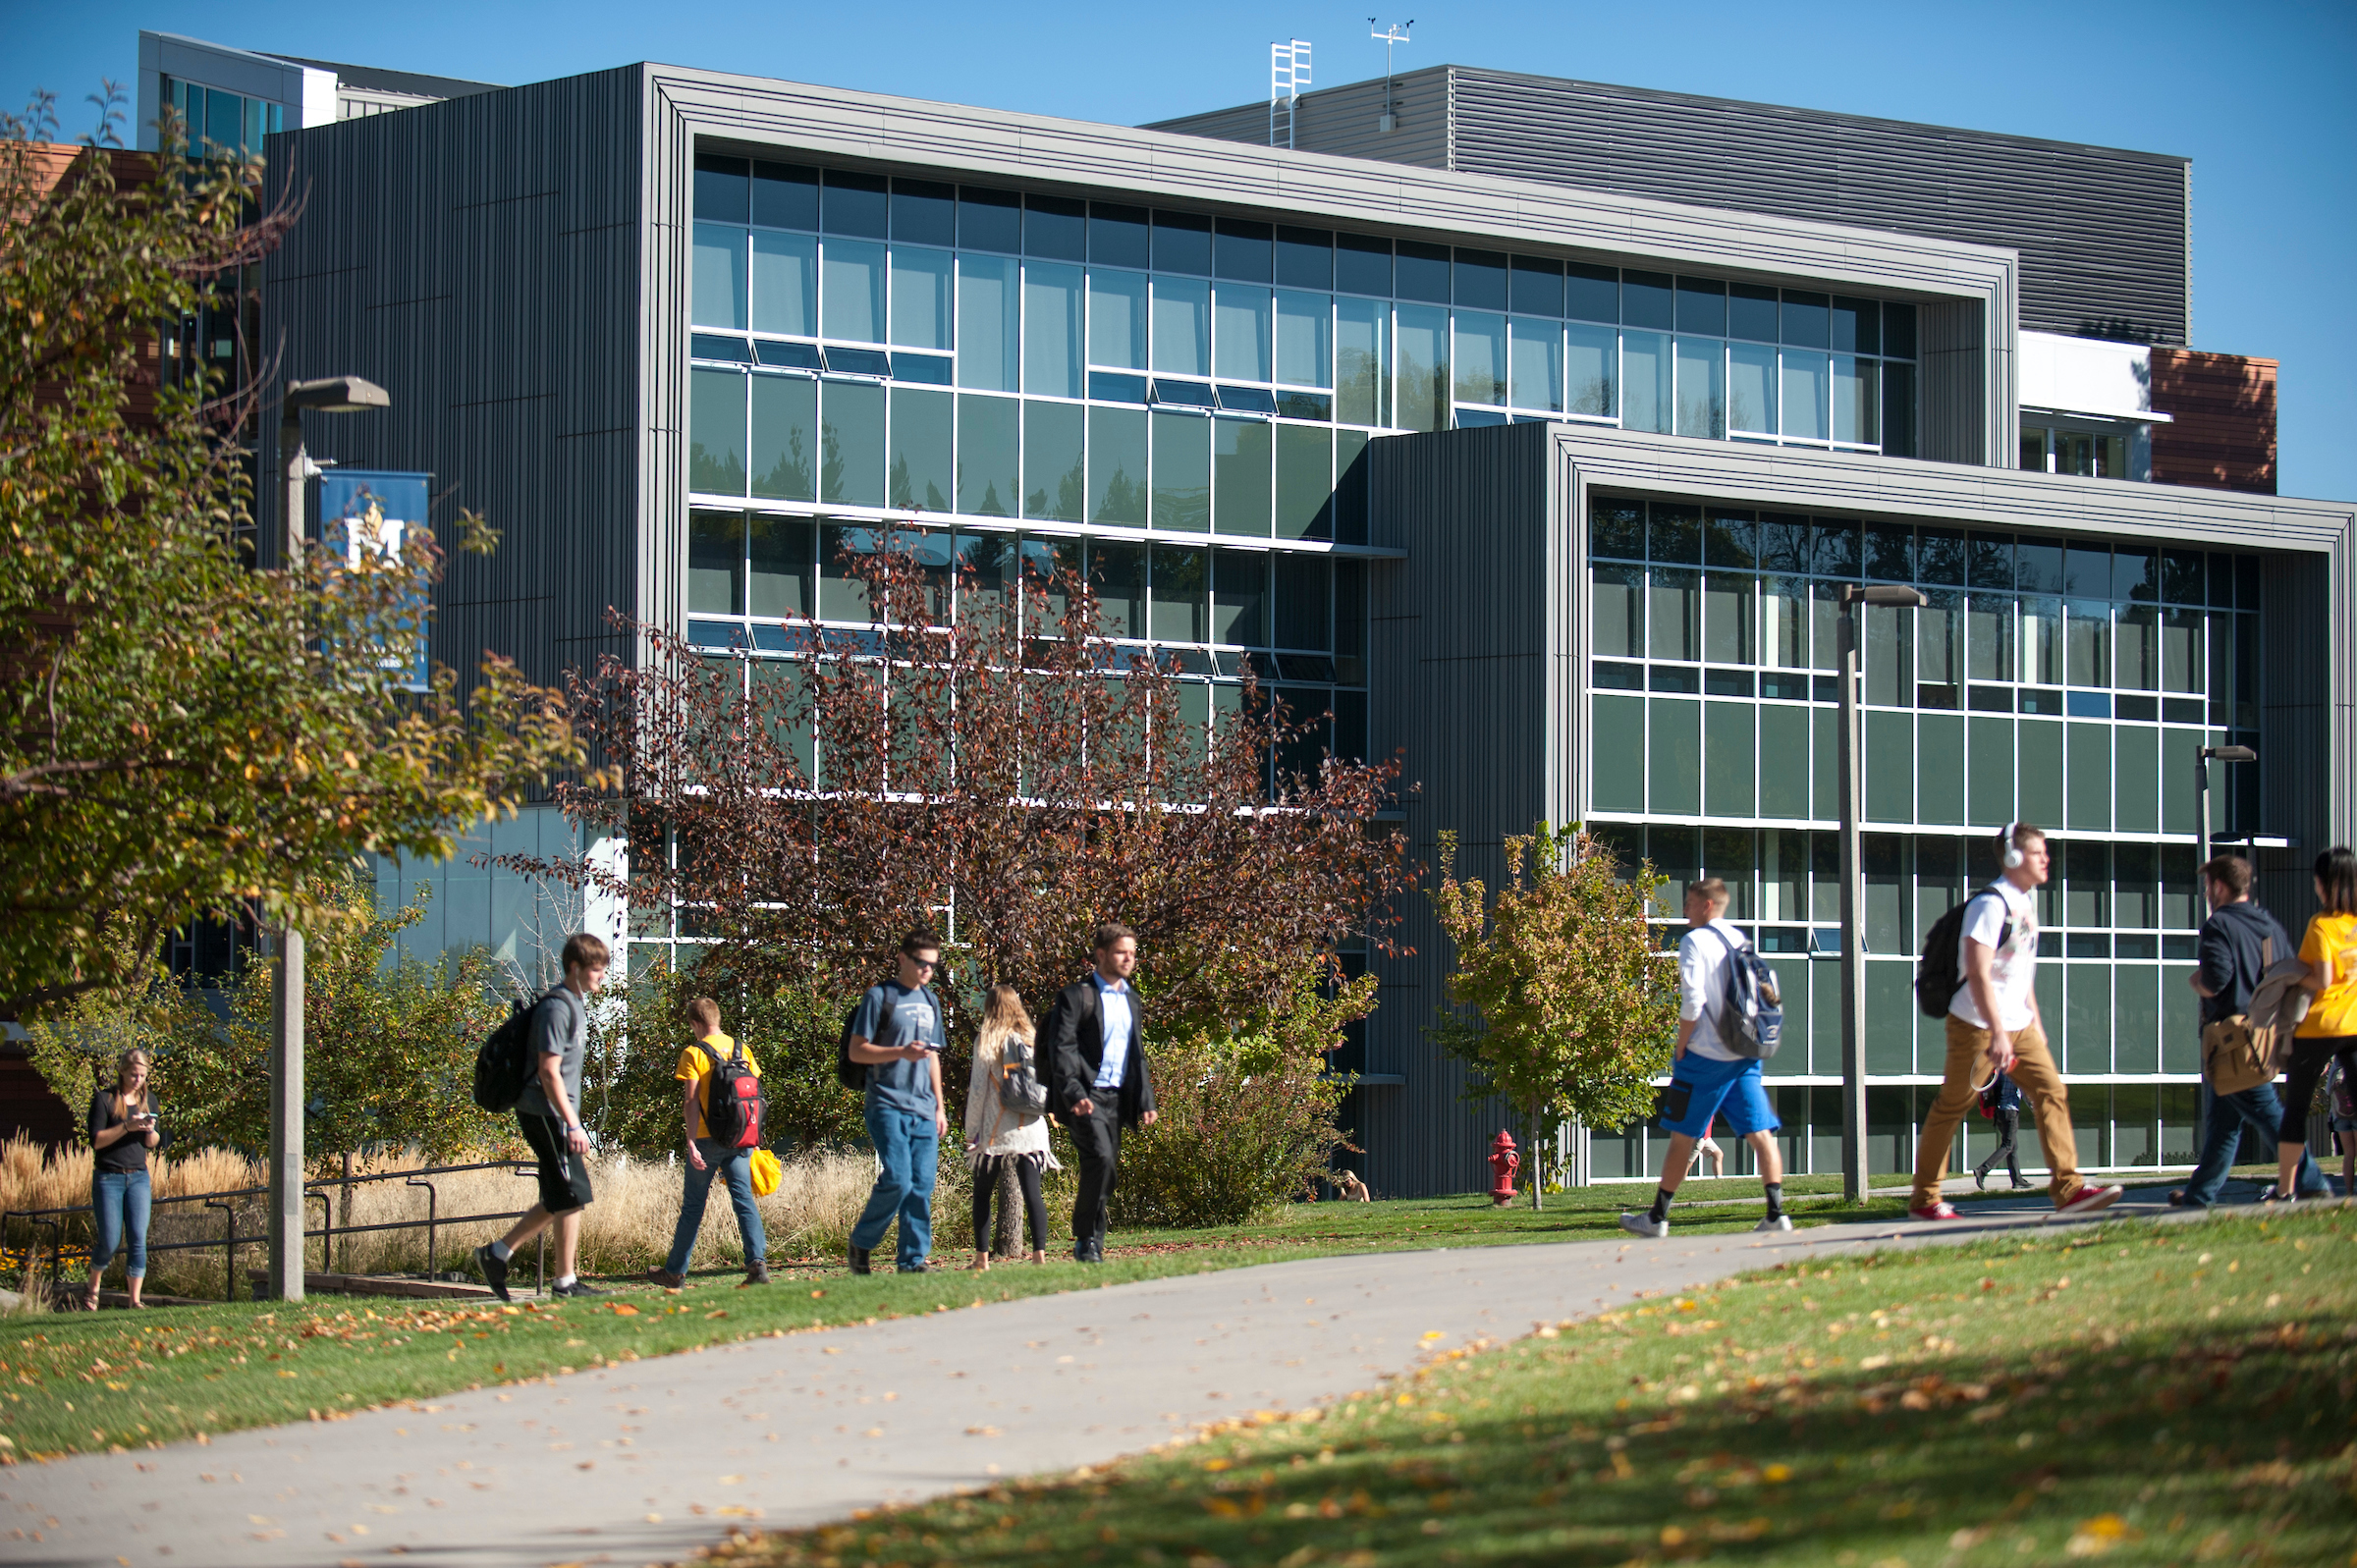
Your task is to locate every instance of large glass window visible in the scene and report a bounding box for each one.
[1275,291,1332,389]
[1507,318,1562,413]
[1336,298,1390,427]
[1089,269,1149,370]
[693,224,746,331]
[1152,276,1211,377]
[1453,312,1507,407]
[888,245,951,351]
[1023,261,1084,399]
[1623,332,1670,434]
[1214,284,1273,383]
[752,232,817,338]
[1395,304,1450,433]
[821,239,887,344]
[957,255,1018,392]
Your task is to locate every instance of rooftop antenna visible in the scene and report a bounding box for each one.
[1369,19,1412,134]
[1269,38,1312,148]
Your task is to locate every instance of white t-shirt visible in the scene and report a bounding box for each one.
[1676,917,1750,1062]
[1946,879,2039,1032]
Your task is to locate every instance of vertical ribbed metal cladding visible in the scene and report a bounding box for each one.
[2255,555,2333,923]
[1144,66,1453,171]
[1365,422,1557,1198]
[259,67,647,741]
[1441,70,2186,346]
[1917,299,1993,466]
[1160,66,2185,346]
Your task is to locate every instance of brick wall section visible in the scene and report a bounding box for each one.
[2150,348,2277,495]
[17,143,168,431]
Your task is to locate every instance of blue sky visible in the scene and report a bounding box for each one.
[13,0,2354,499]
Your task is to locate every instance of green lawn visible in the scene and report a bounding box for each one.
[0,1178,1924,1459]
[702,1207,2357,1568]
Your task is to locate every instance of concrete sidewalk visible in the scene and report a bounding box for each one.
[0,1181,2226,1568]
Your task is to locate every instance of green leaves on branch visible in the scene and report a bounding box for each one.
[0,100,592,1019]
[1426,824,1677,1177]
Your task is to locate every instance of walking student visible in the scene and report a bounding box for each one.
[1620,879,1789,1240]
[1910,824,2123,1221]
[1044,923,1157,1264]
[1972,1068,2029,1191]
[847,929,949,1275]
[84,1049,162,1310]
[962,984,1057,1270]
[474,933,609,1301]
[2172,854,2326,1208]
[2271,846,2357,1203]
[646,997,770,1289]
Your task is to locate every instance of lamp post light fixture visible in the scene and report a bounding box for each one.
[267,375,390,1304]
[1836,581,1927,1204]
[2193,743,2259,922]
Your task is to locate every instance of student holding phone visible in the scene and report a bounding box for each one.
[85,1048,163,1310]
[845,929,950,1274]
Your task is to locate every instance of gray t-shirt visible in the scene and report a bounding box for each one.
[851,982,943,1116]
[515,985,587,1120]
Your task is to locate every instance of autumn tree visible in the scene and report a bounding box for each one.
[504,537,1413,1213]
[1426,822,1676,1205]
[0,94,587,1017]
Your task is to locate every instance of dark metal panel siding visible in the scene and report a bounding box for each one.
[2257,557,2339,927]
[1917,299,1991,466]
[1146,67,1453,172]
[1440,70,2186,346]
[1365,422,1556,1197]
[260,67,646,718]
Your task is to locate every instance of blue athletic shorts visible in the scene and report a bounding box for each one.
[1657,1053,1779,1140]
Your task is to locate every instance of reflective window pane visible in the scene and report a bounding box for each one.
[1213,284,1273,382]
[1395,303,1450,433]
[1087,405,1149,525]
[1508,255,1563,318]
[751,231,816,337]
[1781,291,1831,348]
[1274,424,1332,540]
[956,394,1018,516]
[1213,548,1269,645]
[959,187,1021,253]
[1275,291,1332,388]
[688,512,743,615]
[821,238,886,343]
[821,171,888,238]
[888,386,953,513]
[1566,322,1616,417]
[1566,262,1617,324]
[1275,226,1333,290]
[1153,211,1212,276]
[1781,350,1829,441]
[1728,341,1776,435]
[1092,541,1147,638]
[749,374,816,501]
[1623,331,1670,433]
[1152,275,1210,377]
[1214,218,1273,283]
[689,368,747,494]
[1507,317,1562,412]
[1336,297,1390,426]
[1453,248,1507,310]
[1151,409,1210,532]
[1395,240,1451,303]
[694,154,749,223]
[1088,268,1148,370]
[749,514,813,618]
[1022,260,1083,398]
[1675,278,1726,337]
[1453,311,1507,406]
[1703,573,1752,665]
[692,223,746,330]
[1762,576,1808,669]
[1675,338,1724,438]
[1335,232,1391,297]
[1728,283,1778,344]
[1967,594,2015,682]
[1650,568,1700,661]
[1023,398,1084,521]
[1832,355,1880,445]
[1089,202,1151,269]
[1149,544,1207,641]
[819,380,885,506]
[1213,417,1272,536]
[887,177,953,244]
[1024,193,1086,261]
[1592,565,1643,659]
[957,255,1018,392]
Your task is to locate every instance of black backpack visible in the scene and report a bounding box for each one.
[997,1036,1049,1115]
[1915,893,2013,1018]
[1701,926,1783,1059]
[694,1038,766,1150]
[835,985,943,1091]
[471,996,539,1112]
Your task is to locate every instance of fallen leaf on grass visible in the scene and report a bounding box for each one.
[2066,1515,2139,1556]
[609,1304,638,1317]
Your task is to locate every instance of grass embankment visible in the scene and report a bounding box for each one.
[0,1178,1916,1459]
[705,1208,2357,1568]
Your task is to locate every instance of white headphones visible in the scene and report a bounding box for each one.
[2000,822,2025,870]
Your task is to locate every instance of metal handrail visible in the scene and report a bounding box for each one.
[3,1159,545,1302]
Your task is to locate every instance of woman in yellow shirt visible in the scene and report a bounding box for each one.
[2275,846,2357,1202]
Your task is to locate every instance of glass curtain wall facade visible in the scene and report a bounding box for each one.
[1583,497,2264,1181]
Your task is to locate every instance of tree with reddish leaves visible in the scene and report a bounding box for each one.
[505,536,1414,1179]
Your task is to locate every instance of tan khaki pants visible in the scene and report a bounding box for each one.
[1911,1016,2082,1210]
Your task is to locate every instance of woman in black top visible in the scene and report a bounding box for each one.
[85,1049,161,1309]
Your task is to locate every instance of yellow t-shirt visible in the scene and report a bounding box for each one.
[675,1032,761,1139]
[2296,912,2357,1039]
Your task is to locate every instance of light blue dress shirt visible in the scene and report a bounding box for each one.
[1091,971,1133,1092]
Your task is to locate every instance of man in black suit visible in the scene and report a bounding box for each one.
[1042,922,1157,1263]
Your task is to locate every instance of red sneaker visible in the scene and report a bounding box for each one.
[1908,1201,1962,1220]
[2056,1182,2123,1217]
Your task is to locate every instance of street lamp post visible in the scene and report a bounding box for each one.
[1836,581,1927,1204]
[2193,743,2258,892]
[268,375,390,1304]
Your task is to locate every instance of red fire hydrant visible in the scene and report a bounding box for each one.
[1486,1130,1519,1207]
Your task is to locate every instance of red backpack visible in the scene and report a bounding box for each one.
[695,1039,766,1151]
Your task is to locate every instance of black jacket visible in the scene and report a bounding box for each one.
[1041,976,1156,1128]
[2197,899,2293,1028]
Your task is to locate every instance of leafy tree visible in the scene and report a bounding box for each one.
[1426,823,1676,1206]
[0,95,589,1018]
[501,541,1416,1155]
[25,869,524,1167]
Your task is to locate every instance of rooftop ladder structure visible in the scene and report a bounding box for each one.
[1270,38,1311,147]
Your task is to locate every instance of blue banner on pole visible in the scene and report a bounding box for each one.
[320,470,431,692]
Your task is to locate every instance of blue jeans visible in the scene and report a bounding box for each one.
[663,1139,768,1275]
[850,1101,937,1270]
[2183,1084,2326,1206]
[90,1169,150,1280]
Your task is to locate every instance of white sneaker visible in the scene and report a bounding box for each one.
[1619,1212,1669,1239]
[1755,1215,1792,1232]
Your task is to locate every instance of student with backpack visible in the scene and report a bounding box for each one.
[844,929,950,1274]
[646,997,771,1288]
[473,933,609,1301]
[1620,878,1789,1240]
[1971,1068,2030,1191]
[2169,854,2327,1208]
[1908,824,2122,1221]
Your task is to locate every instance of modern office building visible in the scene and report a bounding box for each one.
[255,61,2354,1196]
